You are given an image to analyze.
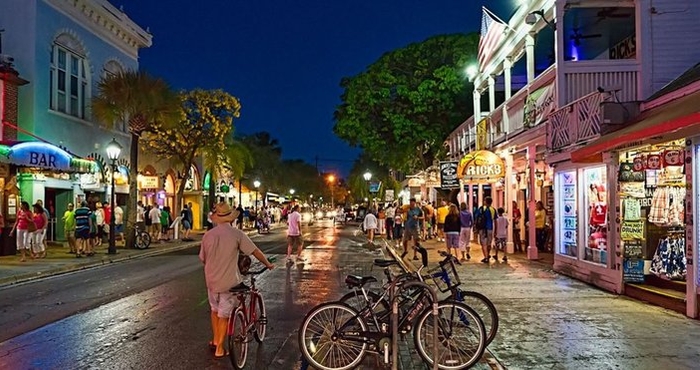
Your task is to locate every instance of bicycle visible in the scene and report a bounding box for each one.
[134,227,151,250]
[341,247,499,347]
[227,259,274,369]
[299,257,487,370]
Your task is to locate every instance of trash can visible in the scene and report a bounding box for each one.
[0,227,17,256]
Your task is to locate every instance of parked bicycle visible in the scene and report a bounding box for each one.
[298,254,487,370]
[341,247,499,347]
[133,227,151,250]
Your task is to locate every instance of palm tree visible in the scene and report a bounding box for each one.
[92,70,179,249]
[203,138,253,210]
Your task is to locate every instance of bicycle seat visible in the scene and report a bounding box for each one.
[374,259,399,267]
[229,282,250,293]
[344,275,377,288]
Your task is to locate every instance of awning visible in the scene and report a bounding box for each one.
[0,141,98,173]
[571,91,700,163]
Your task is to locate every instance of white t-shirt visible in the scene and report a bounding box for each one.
[287,211,301,236]
[495,217,509,239]
[363,213,378,230]
[149,207,161,224]
[114,206,124,225]
[95,209,105,226]
[385,206,395,219]
[136,205,144,222]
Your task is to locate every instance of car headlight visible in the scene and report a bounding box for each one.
[316,211,324,219]
[302,212,312,221]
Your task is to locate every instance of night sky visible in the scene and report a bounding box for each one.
[118,1,514,175]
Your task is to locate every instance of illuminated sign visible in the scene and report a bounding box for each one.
[139,175,159,189]
[457,150,505,183]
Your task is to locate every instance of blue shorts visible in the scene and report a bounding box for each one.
[182,220,192,230]
[115,224,124,233]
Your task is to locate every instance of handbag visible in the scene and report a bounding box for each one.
[27,220,37,233]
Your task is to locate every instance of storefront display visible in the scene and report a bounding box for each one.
[619,140,687,284]
[555,170,577,257]
[584,167,608,264]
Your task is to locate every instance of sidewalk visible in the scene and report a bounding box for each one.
[383,236,700,369]
[0,226,264,288]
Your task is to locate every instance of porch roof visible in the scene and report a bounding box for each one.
[571,90,700,163]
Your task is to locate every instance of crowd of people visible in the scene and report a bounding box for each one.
[362,197,551,263]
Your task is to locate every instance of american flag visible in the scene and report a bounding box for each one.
[478,6,508,71]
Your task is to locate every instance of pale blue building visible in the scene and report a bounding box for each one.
[0,0,151,241]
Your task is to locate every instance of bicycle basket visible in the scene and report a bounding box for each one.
[427,260,461,293]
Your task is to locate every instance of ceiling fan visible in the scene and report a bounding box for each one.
[570,27,602,46]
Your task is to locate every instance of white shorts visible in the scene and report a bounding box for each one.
[207,290,239,318]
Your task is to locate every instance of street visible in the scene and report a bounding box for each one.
[2,221,700,369]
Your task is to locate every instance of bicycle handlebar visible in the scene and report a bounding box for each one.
[244,255,276,275]
[438,250,462,265]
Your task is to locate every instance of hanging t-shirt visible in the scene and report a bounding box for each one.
[590,202,607,226]
[623,199,641,221]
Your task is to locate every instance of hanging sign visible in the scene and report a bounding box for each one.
[476,118,488,150]
[369,181,382,193]
[2,142,96,172]
[457,150,505,184]
[384,189,395,202]
[439,161,460,189]
[623,239,643,259]
[139,175,159,189]
[610,34,636,60]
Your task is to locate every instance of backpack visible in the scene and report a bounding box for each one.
[474,206,495,231]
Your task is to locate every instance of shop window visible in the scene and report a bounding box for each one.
[50,34,89,119]
[563,7,636,62]
[621,143,687,283]
[584,167,607,264]
[556,171,578,257]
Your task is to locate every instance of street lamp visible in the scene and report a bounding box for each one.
[327,174,336,209]
[363,171,372,206]
[105,138,122,255]
[253,180,260,210]
[290,189,295,201]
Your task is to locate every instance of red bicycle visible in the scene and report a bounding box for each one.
[227,261,272,369]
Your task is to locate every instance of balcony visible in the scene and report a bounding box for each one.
[546,91,605,152]
[562,60,639,103]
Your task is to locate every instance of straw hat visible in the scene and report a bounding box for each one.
[211,202,240,224]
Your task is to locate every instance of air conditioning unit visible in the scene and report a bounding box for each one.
[599,101,640,135]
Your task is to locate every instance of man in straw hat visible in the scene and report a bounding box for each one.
[199,202,275,359]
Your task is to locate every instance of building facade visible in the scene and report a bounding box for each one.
[0,0,151,244]
[444,0,700,315]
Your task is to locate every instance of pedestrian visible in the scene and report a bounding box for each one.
[535,201,547,251]
[401,198,423,260]
[10,201,33,262]
[88,203,98,255]
[149,205,162,241]
[136,200,145,232]
[458,202,473,261]
[102,201,111,241]
[94,202,105,246]
[421,202,434,240]
[160,206,172,241]
[443,204,461,256]
[236,204,244,229]
[363,210,378,244]
[512,201,523,252]
[113,202,124,243]
[393,212,403,245]
[377,206,386,236]
[31,203,48,258]
[286,204,304,262]
[493,207,509,262]
[384,203,395,240]
[474,196,497,264]
[63,203,77,254]
[199,202,275,359]
[436,200,449,242]
[73,201,92,257]
[206,203,215,230]
[36,199,51,252]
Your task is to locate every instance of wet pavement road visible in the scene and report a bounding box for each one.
[0,220,392,369]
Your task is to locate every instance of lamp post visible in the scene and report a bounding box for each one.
[253,180,260,210]
[327,174,336,210]
[363,171,372,207]
[105,138,122,255]
[290,189,295,201]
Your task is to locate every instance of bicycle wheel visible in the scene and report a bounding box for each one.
[298,302,368,370]
[339,290,389,325]
[135,232,150,249]
[253,294,267,343]
[456,290,499,346]
[413,301,486,370]
[228,308,248,369]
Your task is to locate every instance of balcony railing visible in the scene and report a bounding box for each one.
[546,91,604,152]
[563,60,639,103]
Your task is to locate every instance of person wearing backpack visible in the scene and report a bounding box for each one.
[474,196,497,264]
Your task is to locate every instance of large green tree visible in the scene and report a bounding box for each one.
[334,33,479,173]
[203,137,252,209]
[92,70,179,249]
[239,132,284,196]
[142,89,242,211]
